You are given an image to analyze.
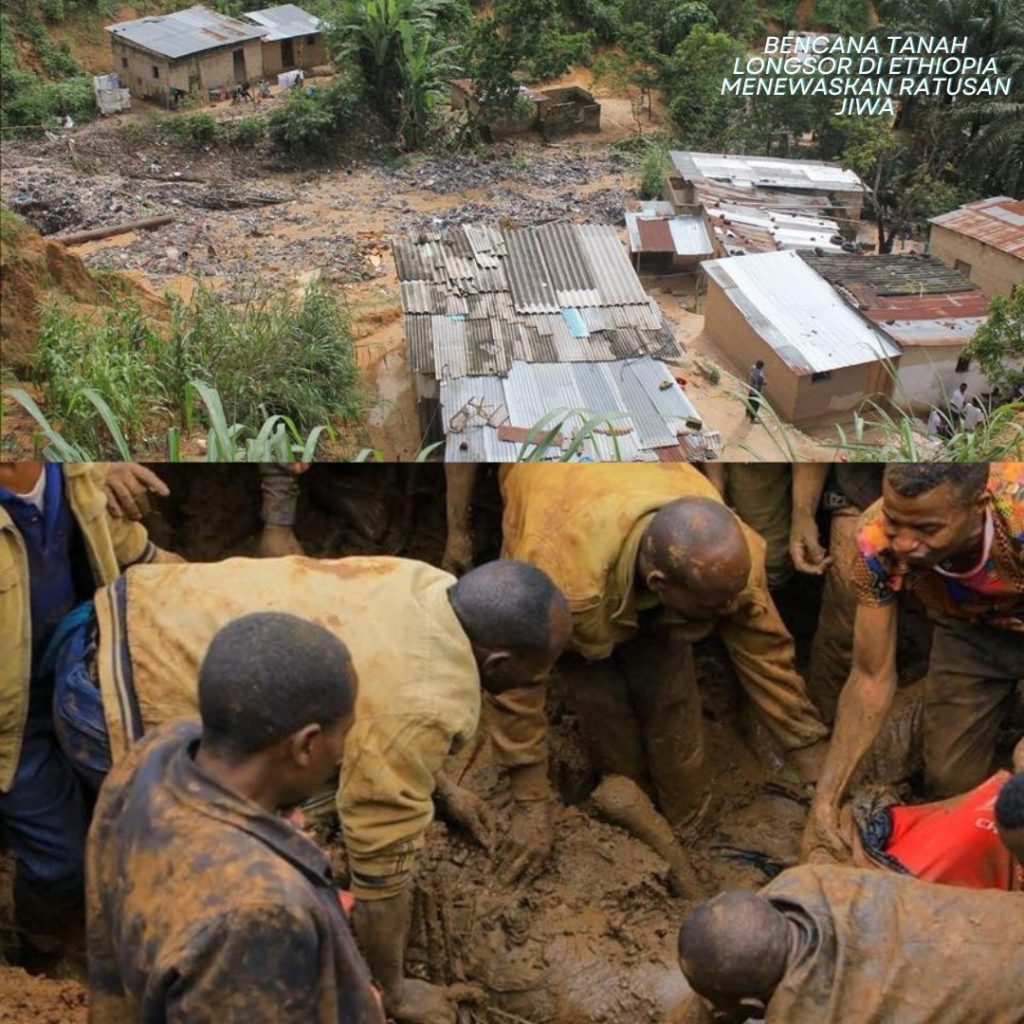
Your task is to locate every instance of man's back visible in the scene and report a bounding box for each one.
[86,722,384,1024]
[763,865,1024,1024]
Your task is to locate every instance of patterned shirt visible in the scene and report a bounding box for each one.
[852,463,1024,631]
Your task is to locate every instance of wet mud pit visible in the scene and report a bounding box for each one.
[3,465,1019,1022]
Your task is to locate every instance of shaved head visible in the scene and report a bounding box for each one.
[677,890,790,1005]
[639,498,751,616]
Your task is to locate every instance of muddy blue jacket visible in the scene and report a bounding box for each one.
[86,721,385,1024]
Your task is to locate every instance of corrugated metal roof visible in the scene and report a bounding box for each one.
[394,222,683,375]
[440,359,707,462]
[244,4,322,41]
[703,250,901,374]
[671,151,864,193]
[107,5,265,59]
[668,216,714,256]
[930,196,1024,259]
[800,252,989,349]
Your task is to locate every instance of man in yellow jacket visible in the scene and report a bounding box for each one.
[497,464,830,878]
[53,554,570,1024]
[0,462,177,964]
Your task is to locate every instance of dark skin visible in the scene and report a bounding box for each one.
[802,478,990,863]
[353,597,572,1024]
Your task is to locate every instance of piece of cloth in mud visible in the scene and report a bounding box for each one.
[721,465,794,590]
[259,463,300,527]
[86,721,385,1024]
[90,556,480,900]
[852,462,1024,631]
[854,771,1019,890]
[675,864,1024,1024]
[498,463,827,762]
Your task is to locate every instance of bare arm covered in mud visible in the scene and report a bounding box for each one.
[802,602,898,862]
[790,463,831,574]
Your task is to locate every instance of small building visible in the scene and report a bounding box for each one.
[107,5,265,104]
[393,222,718,461]
[802,252,992,410]
[701,249,901,423]
[669,151,866,225]
[448,80,600,139]
[929,197,1024,299]
[625,200,716,273]
[243,4,326,76]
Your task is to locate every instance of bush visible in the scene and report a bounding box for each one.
[638,141,669,199]
[33,301,164,452]
[268,75,360,157]
[158,110,220,146]
[230,114,265,146]
[3,75,97,130]
[526,29,594,80]
[163,281,362,431]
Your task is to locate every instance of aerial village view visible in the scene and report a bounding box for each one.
[0,0,1023,1021]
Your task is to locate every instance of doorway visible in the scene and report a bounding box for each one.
[233,48,246,82]
[281,38,295,68]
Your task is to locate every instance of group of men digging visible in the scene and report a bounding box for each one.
[1,459,1022,1023]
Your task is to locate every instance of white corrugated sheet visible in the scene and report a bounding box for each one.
[703,250,901,373]
[671,151,863,193]
[243,4,323,41]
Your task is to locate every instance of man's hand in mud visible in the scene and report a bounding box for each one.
[103,463,170,520]
[258,524,306,558]
[389,979,483,1024]
[434,777,494,852]
[799,804,851,865]
[789,514,831,575]
[496,799,553,886]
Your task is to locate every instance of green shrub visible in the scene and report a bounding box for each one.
[229,114,266,146]
[120,118,156,147]
[3,75,97,130]
[268,76,360,157]
[158,110,220,146]
[638,141,669,199]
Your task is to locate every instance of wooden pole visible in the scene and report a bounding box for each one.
[51,215,175,246]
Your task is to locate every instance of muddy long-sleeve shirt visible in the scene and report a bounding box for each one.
[86,721,385,1024]
[673,865,1024,1024]
[92,556,481,900]
[496,464,827,764]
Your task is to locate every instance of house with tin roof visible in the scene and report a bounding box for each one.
[243,4,326,76]
[801,252,992,410]
[701,249,901,422]
[929,197,1024,298]
[393,222,717,461]
[107,5,265,103]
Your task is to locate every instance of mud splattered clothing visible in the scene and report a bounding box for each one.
[851,464,1024,796]
[0,465,158,792]
[676,864,1024,1024]
[260,463,300,526]
[852,462,1024,631]
[88,557,480,900]
[498,464,827,771]
[86,721,385,1024]
[856,771,1020,891]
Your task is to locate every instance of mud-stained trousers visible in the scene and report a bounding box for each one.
[561,623,708,826]
[924,615,1024,798]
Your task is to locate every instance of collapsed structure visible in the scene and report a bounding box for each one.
[393,222,717,461]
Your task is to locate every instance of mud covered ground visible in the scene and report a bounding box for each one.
[1,466,1018,1021]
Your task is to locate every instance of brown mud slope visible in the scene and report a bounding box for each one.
[0,967,87,1023]
[0,218,168,370]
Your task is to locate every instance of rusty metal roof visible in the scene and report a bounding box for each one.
[395,222,682,382]
[800,252,989,348]
[107,4,265,59]
[930,197,1024,259]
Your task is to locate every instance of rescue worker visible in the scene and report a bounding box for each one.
[0,462,177,965]
[54,555,570,1024]
[86,612,386,1024]
[671,864,1024,1024]
[497,464,830,878]
[803,462,1024,863]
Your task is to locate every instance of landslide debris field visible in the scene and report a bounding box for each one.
[0,467,947,1023]
[0,90,836,462]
